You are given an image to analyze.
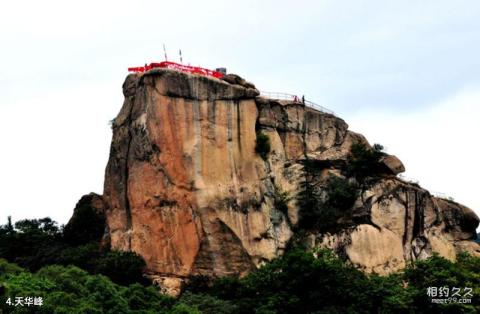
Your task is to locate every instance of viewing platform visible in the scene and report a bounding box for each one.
[259,91,335,115]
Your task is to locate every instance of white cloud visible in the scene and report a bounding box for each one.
[346,87,480,218]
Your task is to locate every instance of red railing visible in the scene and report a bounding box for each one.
[128,61,224,79]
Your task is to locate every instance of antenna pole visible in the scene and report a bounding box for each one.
[163,44,168,61]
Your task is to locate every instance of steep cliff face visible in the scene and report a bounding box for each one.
[103,69,479,294]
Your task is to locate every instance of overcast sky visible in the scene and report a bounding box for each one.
[1,0,479,225]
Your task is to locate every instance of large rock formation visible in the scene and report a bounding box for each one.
[102,68,479,294]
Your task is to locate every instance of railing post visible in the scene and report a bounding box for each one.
[259,91,334,116]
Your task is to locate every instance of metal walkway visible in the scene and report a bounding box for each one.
[260,91,335,115]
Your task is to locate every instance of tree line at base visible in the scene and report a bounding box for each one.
[0,215,479,313]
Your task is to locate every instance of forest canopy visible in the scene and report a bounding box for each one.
[1,217,479,313]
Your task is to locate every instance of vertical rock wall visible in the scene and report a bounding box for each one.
[103,69,479,294]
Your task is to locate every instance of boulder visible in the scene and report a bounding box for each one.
[379,155,405,175]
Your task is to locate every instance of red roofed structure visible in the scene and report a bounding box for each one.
[128,61,224,79]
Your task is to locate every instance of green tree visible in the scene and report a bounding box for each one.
[1,263,174,314]
[0,217,147,287]
[273,186,291,218]
[93,250,147,286]
[403,254,479,313]
[122,283,174,312]
[298,175,358,232]
[0,258,24,279]
[255,132,271,160]
[0,217,65,271]
[347,142,385,181]
[63,199,105,246]
[207,249,378,313]
[179,292,239,314]
[168,303,201,314]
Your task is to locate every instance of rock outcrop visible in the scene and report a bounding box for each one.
[102,68,479,294]
[64,193,109,247]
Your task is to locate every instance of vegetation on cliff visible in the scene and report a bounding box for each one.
[255,132,271,160]
[272,186,291,218]
[297,169,358,233]
[347,142,386,181]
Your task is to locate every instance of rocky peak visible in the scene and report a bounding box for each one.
[102,69,479,295]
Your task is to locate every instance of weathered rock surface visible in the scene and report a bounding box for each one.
[379,155,405,175]
[102,68,479,294]
[314,178,479,274]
